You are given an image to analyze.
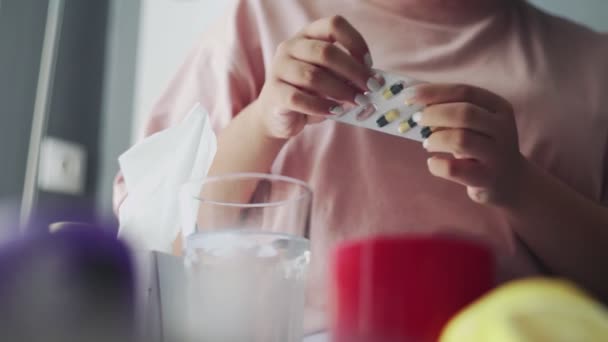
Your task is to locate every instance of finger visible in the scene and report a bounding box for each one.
[276,80,342,116]
[300,15,372,68]
[416,102,500,137]
[278,59,360,104]
[288,38,378,93]
[307,116,327,124]
[411,84,513,115]
[427,155,492,188]
[424,128,495,161]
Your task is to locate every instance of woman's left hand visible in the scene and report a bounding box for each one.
[410,84,528,206]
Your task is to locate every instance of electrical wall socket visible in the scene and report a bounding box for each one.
[38,137,87,195]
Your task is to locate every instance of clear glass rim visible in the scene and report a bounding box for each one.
[193,172,313,208]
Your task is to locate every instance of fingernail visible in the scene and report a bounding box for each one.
[374,73,385,86]
[329,105,344,115]
[354,93,370,106]
[422,138,429,149]
[412,112,422,123]
[471,189,490,203]
[404,87,418,106]
[364,53,373,68]
[367,77,382,92]
[356,103,377,121]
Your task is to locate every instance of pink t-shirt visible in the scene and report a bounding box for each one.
[115,0,608,330]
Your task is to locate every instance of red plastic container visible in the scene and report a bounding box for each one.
[330,235,495,342]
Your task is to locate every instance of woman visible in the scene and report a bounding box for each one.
[114,0,608,331]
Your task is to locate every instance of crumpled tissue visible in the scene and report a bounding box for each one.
[117,104,217,252]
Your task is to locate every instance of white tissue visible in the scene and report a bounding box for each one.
[117,104,217,252]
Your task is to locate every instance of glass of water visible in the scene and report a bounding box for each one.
[181,173,312,342]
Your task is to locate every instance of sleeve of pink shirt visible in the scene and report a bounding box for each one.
[112,0,266,215]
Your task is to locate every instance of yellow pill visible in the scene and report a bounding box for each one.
[382,82,405,99]
[385,109,399,122]
[376,109,400,127]
[398,120,412,133]
[398,117,418,133]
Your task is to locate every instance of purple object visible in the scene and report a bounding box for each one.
[0,225,135,342]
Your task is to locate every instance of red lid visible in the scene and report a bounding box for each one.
[329,235,495,342]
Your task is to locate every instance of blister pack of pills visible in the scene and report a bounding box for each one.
[329,71,426,142]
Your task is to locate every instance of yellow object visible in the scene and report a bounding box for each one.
[384,109,399,122]
[440,278,608,342]
[376,109,400,127]
[398,121,411,133]
[398,118,415,133]
[382,82,404,99]
[382,88,393,99]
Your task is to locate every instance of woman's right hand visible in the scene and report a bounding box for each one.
[252,15,382,139]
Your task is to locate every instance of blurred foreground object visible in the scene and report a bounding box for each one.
[440,278,608,342]
[330,235,495,342]
[0,225,135,342]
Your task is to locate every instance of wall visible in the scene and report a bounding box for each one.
[96,0,140,225]
[35,0,109,227]
[0,0,109,234]
[0,0,48,236]
[530,0,608,32]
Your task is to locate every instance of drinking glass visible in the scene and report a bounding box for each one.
[181,173,313,342]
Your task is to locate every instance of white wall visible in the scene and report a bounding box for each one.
[132,0,230,141]
[530,0,608,32]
